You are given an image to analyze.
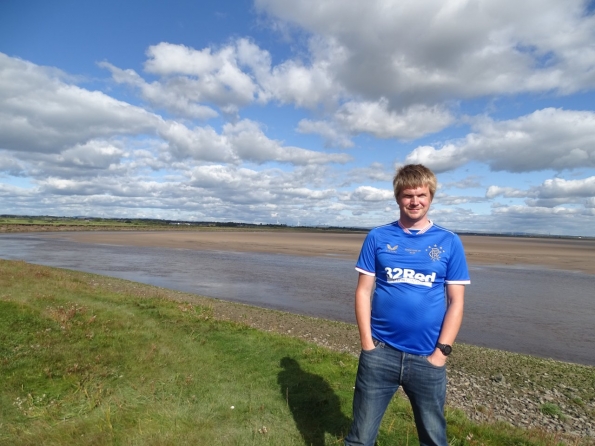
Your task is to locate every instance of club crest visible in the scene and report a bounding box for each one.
[426,244,445,261]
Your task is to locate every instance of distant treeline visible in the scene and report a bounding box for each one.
[1,214,591,240]
[0,214,369,233]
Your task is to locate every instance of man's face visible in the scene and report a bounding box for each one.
[396,185,432,227]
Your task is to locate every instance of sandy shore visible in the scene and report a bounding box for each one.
[46,230,595,275]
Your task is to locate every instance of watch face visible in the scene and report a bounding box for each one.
[442,345,452,355]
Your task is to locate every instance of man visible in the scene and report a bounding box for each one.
[345,164,470,446]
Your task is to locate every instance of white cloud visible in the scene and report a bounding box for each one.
[159,122,237,163]
[0,155,25,177]
[0,51,351,195]
[486,175,595,209]
[340,162,394,187]
[263,57,341,108]
[297,100,454,146]
[3,3,595,236]
[188,164,339,210]
[404,144,464,173]
[486,186,533,199]
[406,108,595,172]
[39,176,173,198]
[190,164,264,188]
[492,205,587,217]
[63,141,122,165]
[102,38,343,118]
[99,61,219,120]
[256,0,595,104]
[349,186,394,202]
[335,99,454,140]
[433,193,486,206]
[101,41,263,119]
[297,119,354,148]
[443,176,483,189]
[0,53,161,154]
[146,42,258,105]
[160,119,352,165]
[524,176,595,207]
[427,203,595,236]
[10,140,128,180]
[536,176,595,198]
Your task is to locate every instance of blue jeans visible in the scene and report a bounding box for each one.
[345,340,447,446]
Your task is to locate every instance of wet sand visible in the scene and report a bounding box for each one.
[47,230,595,275]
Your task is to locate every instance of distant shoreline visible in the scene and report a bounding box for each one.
[29,228,595,276]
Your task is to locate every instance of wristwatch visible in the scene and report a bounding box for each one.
[436,342,452,356]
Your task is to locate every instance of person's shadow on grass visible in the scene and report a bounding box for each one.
[278,356,351,446]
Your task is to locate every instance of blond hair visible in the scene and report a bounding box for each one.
[393,164,437,201]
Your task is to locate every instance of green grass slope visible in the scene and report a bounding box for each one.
[0,260,586,445]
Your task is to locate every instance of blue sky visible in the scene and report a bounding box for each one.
[1,0,595,236]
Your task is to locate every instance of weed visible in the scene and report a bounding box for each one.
[540,403,564,419]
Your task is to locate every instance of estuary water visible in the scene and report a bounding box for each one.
[1,232,593,366]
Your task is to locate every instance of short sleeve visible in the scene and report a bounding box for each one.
[355,230,377,276]
[445,234,470,284]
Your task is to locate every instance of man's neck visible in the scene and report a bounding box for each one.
[398,217,431,230]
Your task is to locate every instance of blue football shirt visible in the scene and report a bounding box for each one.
[355,221,470,355]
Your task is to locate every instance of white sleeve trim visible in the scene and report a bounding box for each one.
[445,279,470,285]
[355,267,375,277]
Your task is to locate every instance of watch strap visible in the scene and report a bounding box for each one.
[436,342,452,356]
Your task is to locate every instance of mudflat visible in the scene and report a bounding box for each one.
[48,230,595,275]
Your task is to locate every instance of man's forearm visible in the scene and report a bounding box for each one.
[354,273,375,350]
[438,296,464,345]
[355,292,373,349]
[428,284,465,365]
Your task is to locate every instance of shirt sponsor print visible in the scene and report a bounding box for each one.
[384,267,436,287]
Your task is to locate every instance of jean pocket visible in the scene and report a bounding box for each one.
[361,339,382,353]
[367,339,386,351]
[424,356,446,369]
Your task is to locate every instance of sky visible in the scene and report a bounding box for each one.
[1,0,595,236]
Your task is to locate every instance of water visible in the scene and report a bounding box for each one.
[1,233,593,366]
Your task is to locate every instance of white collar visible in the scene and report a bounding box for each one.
[398,219,433,235]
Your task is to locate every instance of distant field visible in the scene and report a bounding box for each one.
[0,215,364,234]
[0,216,179,229]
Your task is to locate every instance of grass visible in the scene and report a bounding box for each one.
[541,404,565,419]
[0,215,367,234]
[0,216,168,229]
[0,259,589,445]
